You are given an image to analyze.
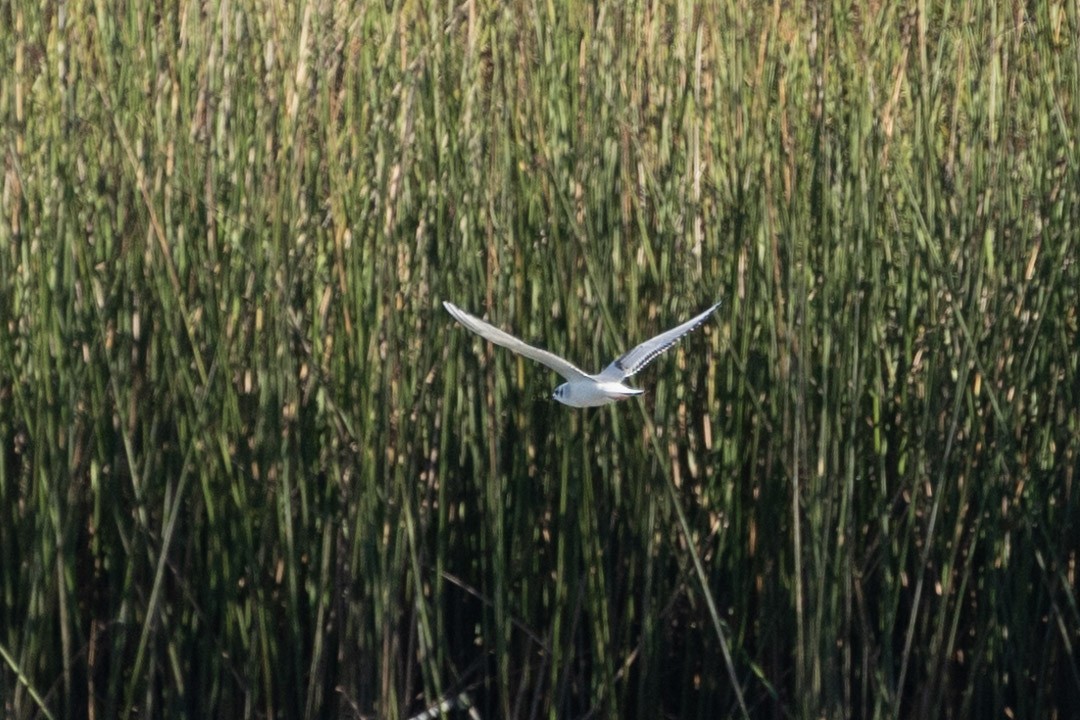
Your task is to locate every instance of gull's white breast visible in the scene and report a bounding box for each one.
[555,380,644,407]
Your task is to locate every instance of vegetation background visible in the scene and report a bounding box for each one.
[2,0,1078,718]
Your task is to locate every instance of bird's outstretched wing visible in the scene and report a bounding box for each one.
[598,301,721,381]
[443,301,592,382]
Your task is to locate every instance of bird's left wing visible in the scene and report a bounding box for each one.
[444,301,592,382]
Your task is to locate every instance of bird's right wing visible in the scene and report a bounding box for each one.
[443,302,592,382]
[598,300,721,380]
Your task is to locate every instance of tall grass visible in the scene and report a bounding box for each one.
[2,0,1078,718]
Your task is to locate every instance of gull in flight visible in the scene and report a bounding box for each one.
[443,300,721,407]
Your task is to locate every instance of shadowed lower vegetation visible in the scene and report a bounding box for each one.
[2,0,1079,718]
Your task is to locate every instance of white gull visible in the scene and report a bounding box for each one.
[444,300,720,407]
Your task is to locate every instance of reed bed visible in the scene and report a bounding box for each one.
[2,0,1078,718]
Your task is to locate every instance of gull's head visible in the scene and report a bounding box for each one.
[552,383,569,404]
